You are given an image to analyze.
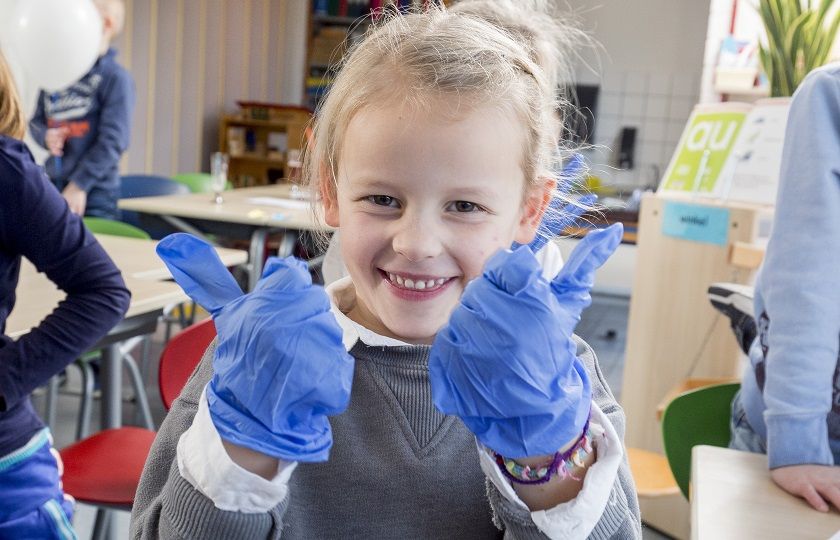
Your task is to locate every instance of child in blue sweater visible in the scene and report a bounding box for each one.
[730,63,840,512]
[0,50,130,538]
[29,0,134,219]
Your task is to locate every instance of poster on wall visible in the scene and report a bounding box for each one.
[658,103,751,197]
[722,98,790,206]
[658,99,790,206]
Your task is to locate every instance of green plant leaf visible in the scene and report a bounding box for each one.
[815,0,835,28]
[815,6,840,66]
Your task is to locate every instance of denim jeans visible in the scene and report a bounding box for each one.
[729,390,767,454]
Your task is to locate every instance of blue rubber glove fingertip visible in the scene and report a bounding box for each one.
[482,246,543,296]
[156,232,213,259]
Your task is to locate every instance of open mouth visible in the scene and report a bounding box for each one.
[380,270,453,293]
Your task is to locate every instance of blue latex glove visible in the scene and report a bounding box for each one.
[516,153,596,252]
[156,233,354,462]
[430,223,623,458]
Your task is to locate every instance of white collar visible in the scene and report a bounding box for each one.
[326,276,414,351]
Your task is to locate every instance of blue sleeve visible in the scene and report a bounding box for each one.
[758,67,840,468]
[67,67,135,191]
[28,91,49,148]
[0,143,131,409]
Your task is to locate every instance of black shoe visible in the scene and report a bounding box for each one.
[708,283,756,355]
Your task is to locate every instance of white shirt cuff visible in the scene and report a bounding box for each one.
[478,402,623,540]
[176,386,297,513]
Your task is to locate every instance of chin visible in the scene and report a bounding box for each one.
[385,319,444,345]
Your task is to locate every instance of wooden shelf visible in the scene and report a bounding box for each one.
[219,108,311,187]
[312,14,371,25]
[229,154,286,166]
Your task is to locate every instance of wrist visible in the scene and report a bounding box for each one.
[494,415,593,485]
[221,438,284,480]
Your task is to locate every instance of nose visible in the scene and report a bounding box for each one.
[391,211,444,262]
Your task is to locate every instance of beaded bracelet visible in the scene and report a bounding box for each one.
[493,417,593,485]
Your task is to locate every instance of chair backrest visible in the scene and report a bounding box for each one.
[83,217,151,240]
[119,175,191,238]
[661,382,741,498]
[172,172,233,193]
[120,174,191,199]
[158,318,216,411]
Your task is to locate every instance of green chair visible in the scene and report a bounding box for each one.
[172,172,233,193]
[661,382,741,498]
[83,216,150,240]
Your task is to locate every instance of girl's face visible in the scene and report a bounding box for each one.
[323,98,550,344]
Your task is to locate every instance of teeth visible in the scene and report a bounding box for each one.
[387,273,447,290]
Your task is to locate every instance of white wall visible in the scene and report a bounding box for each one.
[570,0,710,190]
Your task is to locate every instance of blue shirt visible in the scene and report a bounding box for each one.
[29,48,135,219]
[0,136,130,456]
[741,64,840,469]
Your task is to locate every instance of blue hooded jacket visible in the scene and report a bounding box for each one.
[30,48,135,219]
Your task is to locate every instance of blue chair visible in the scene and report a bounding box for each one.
[119,174,190,239]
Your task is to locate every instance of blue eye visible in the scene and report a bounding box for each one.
[367,195,400,208]
[451,201,479,212]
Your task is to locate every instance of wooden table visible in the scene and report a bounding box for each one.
[118,184,332,289]
[692,445,840,539]
[9,235,247,431]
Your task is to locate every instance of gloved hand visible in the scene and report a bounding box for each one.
[157,233,354,462]
[516,153,597,252]
[430,223,623,458]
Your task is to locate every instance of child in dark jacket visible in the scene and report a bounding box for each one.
[29,0,134,219]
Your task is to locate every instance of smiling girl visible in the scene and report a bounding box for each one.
[132,3,640,539]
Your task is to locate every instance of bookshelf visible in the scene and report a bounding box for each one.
[218,103,312,187]
[305,0,449,111]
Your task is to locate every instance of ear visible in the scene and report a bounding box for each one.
[513,177,555,245]
[320,165,340,227]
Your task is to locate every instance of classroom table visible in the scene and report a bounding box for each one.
[118,184,332,289]
[8,235,247,430]
[691,445,840,539]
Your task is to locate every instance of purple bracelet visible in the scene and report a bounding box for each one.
[493,416,593,485]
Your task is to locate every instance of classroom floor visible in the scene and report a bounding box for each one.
[32,293,671,539]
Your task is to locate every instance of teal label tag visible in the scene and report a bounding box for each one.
[662,202,730,246]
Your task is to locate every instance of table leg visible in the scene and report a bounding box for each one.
[248,228,270,291]
[276,231,297,258]
[99,344,121,430]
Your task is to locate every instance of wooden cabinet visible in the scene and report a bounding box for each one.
[305,1,449,110]
[218,103,312,187]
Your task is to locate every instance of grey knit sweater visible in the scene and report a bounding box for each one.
[130,337,640,539]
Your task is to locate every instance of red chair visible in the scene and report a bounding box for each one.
[60,318,216,539]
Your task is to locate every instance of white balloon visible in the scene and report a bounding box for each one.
[0,0,102,93]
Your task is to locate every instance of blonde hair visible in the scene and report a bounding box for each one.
[0,51,25,140]
[304,2,586,243]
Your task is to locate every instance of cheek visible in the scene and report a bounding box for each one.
[339,212,385,265]
[457,228,511,278]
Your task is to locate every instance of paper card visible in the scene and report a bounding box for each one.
[662,201,730,246]
[659,104,751,197]
[724,98,790,206]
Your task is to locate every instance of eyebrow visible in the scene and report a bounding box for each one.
[352,177,497,196]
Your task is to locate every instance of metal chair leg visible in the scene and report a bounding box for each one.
[124,354,154,430]
[75,360,95,440]
[91,508,112,540]
[44,376,59,429]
